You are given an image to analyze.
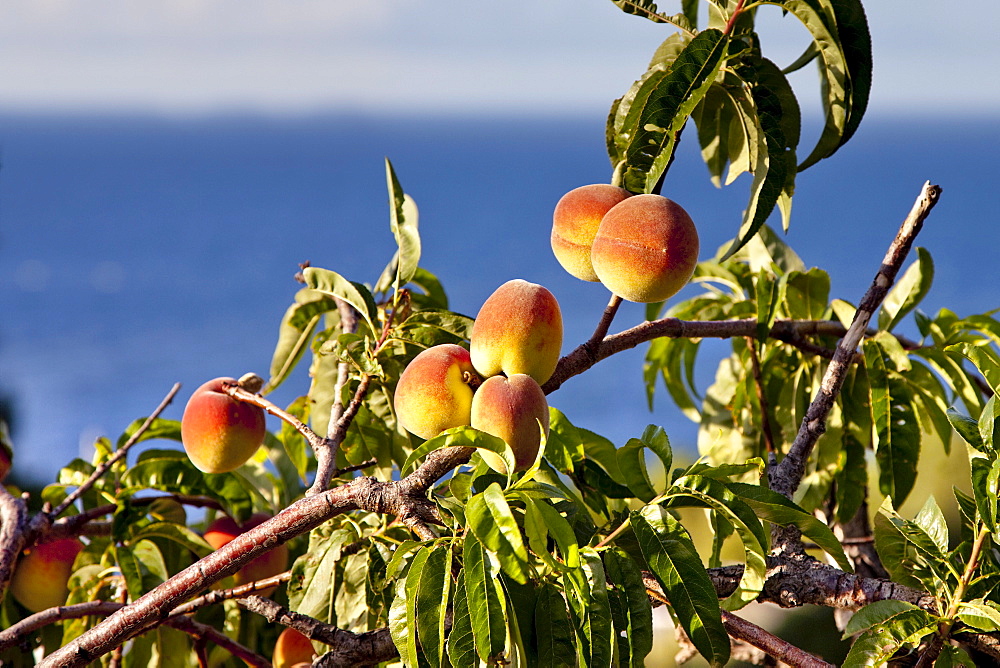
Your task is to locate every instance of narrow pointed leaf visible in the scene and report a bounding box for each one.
[302,266,379,335]
[466,483,530,583]
[534,582,576,668]
[879,247,934,332]
[603,548,653,667]
[385,158,421,292]
[416,544,452,668]
[447,569,478,666]
[464,533,507,662]
[631,505,729,666]
[613,29,728,194]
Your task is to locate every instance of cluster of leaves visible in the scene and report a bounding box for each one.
[609,0,871,257]
[843,359,1000,665]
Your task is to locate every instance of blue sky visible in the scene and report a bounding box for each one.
[1,1,997,118]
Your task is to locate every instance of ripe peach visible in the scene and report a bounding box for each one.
[394,344,480,440]
[469,280,563,385]
[181,377,266,474]
[591,194,700,303]
[204,513,289,595]
[273,627,315,668]
[551,184,631,282]
[471,374,549,473]
[10,538,83,612]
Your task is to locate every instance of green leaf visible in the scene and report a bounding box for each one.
[616,439,658,502]
[467,484,530,583]
[631,505,729,666]
[970,457,1000,533]
[865,339,921,504]
[464,533,507,662]
[766,0,872,170]
[524,498,580,569]
[842,599,923,637]
[267,289,338,391]
[913,495,949,555]
[115,418,181,450]
[401,426,512,478]
[534,581,576,668]
[416,544,452,668]
[956,599,1000,632]
[781,268,830,320]
[384,158,421,295]
[842,608,936,667]
[663,476,768,609]
[388,577,417,668]
[289,528,356,623]
[613,29,729,194]
[580,548,614,668]
[302,266,379,335]
[131,521,212,559]
[728,482,853,571]
[115,544,145,602]
[947,341,1000,395]
[447,569,478,667]
[602,548,653,668]
[720,58,798,259]
[122,449,257,521]
[879,247,934,332]
[609,0,670,24]
[949,408,985,451]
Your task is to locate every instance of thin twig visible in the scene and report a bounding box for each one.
[747,338,777,454]
[769,182,942,508]
[50,383,182,518]
[309,374,372,495]
[0,600,270,666]
[170,571,292,616]
[722,610,835,668]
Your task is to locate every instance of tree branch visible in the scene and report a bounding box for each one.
[722,610,834,668]
[768,182,941,538]
[37,441,468,667]
[239,595,399,667]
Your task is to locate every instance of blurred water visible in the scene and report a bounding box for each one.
[1,112,997,485]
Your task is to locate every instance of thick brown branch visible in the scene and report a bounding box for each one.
[310,374,371,495]
[0,600,269,666]
[769,182,941,514]
[170,572,292,616]
[38,441,467,667]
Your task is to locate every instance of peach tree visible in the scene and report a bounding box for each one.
[2,1,999,666]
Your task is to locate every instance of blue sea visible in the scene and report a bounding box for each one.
[1,112,997,486]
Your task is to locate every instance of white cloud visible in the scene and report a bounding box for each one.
[1,1,996,116]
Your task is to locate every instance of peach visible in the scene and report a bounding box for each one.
[273,627,315,668]
[395,344,480,440]
[471,374,549,473]
[10,538,83,612]
[204,513,289,595]
[469,280,563,385]
[551,184,631,282]
[181,377,266,474]
[591,194,700,303]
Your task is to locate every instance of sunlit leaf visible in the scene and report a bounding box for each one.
[302,266,379,335]
[464,533,507,662]
[467,484,530,584]
[879,247,934,332]
[602,548,653,667]
[612,29,729,194]
[534,581,576,668]
[631,505,728,666]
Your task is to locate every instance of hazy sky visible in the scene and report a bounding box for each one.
[1,1,996,117]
